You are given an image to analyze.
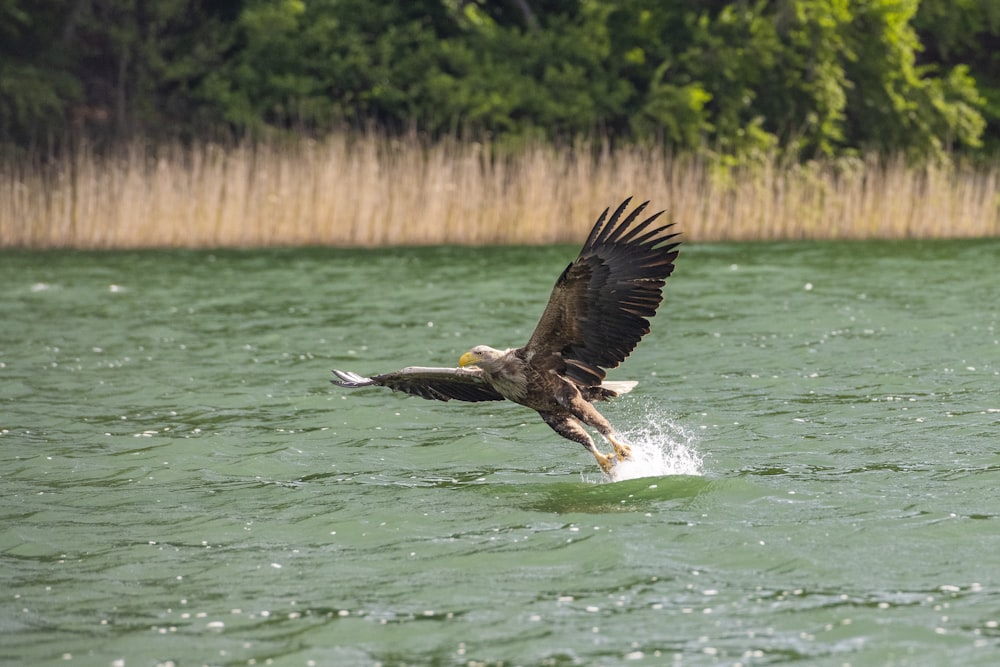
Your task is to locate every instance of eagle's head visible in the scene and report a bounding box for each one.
[458,345,505,368]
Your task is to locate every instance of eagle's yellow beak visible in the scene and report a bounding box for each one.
[458,351,477,367]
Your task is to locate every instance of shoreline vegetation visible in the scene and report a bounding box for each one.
[2,135,999,249]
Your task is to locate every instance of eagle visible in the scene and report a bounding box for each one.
[332,197,680,474]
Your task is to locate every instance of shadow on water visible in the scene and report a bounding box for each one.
[297,465,765,516]
[514,474,712,514]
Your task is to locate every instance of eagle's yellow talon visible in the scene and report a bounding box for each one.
[593,451,615,475]
[608,435,632,461]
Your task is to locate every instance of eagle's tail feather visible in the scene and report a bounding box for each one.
[582,380,638,401]
[601,380,638,396]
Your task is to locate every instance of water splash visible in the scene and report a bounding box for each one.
[604,414,703,482]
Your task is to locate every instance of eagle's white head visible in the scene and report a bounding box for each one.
[458,345,506,367]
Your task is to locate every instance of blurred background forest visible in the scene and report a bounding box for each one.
[4,0,999,159]
[3,0,1000,246]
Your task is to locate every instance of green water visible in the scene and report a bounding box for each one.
[2,240,1000,666]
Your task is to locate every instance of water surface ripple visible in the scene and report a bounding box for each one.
[2,241,1000,666]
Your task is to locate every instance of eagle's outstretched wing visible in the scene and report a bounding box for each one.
[523,197,680,386]
[331,366,505,402]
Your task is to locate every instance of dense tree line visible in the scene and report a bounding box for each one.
[2,0,999,160]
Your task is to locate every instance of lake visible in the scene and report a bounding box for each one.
[2,239,999,666]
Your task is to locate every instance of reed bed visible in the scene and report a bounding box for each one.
[2,135,998,248]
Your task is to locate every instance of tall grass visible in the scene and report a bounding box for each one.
[2,134,998,248]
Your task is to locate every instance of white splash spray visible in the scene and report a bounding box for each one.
[604,413,703,482]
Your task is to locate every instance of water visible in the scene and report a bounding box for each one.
[2,239,1000,666]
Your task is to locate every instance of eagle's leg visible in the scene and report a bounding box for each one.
[561,391,632,462]
[538,412,615,475]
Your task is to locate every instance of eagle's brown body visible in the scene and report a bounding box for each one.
[332,198,680,474]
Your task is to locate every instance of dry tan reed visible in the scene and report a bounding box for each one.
[2,135,998,248]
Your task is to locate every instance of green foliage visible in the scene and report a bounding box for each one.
[0,0,994,160]
[913,0,1000,152]
[421,8,632,139]
[0,1,82,147]
[842,0,985,158]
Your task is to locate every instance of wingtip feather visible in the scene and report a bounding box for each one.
[331,369,374,387]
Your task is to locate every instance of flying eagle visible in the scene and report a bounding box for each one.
[332,197,680,474]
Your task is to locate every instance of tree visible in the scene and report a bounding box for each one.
[0,0,991,160]
[913,0,1000,152]
[0,0,83,149]
[841,0,984,158]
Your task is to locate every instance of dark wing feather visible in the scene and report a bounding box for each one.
[331,367,505,402]
[523,197,680,386]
